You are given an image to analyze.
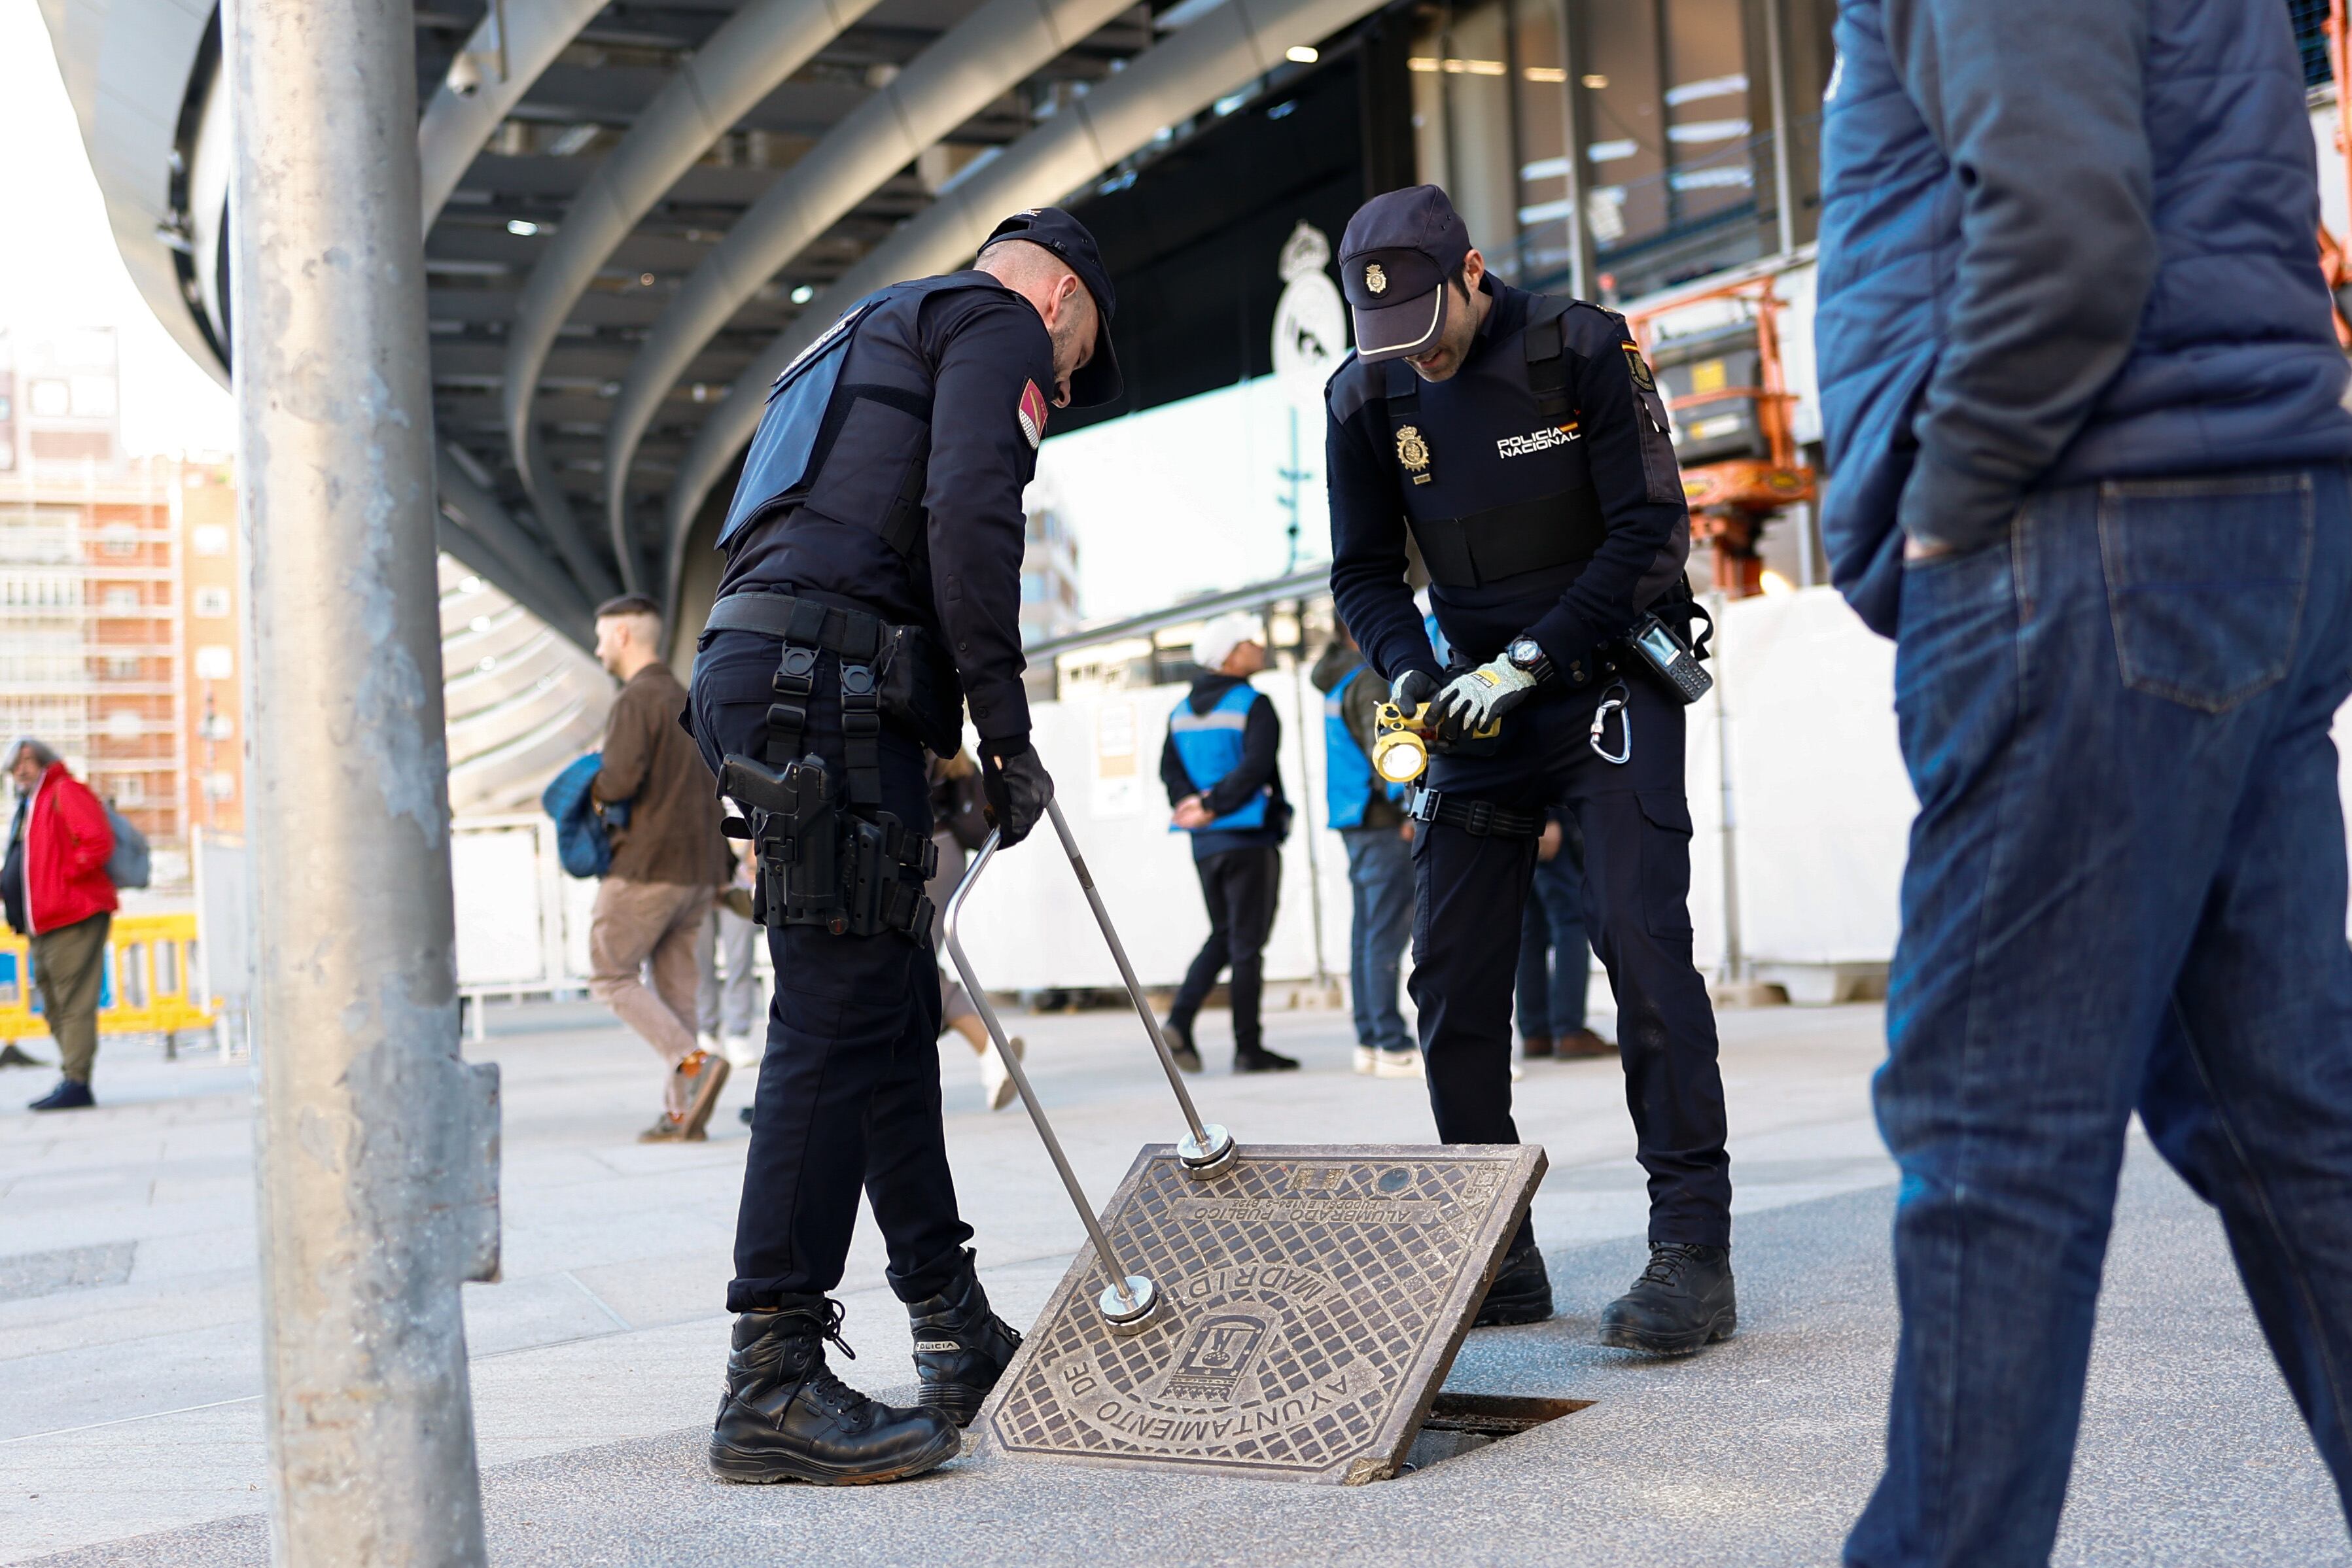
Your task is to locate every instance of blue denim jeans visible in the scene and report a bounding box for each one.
[1341,824,1414,1053]
[1848,467,2352,1566]
[1515,842,1590,1039]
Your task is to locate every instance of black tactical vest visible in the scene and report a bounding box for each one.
[722,272,1005,563]
[1373,295,1690,632]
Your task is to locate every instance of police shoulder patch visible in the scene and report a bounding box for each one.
[1622,342,1657,394]
[1018,379,1049,449]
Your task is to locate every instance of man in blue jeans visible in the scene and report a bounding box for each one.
[1817,1,2352,1562]
[1515,812,1609,1061]
[1312,626,1418,1077]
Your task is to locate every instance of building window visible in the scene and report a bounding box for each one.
[105,585,139,610]
[193,524,230,557]
[196,645,234,680]
[205,771,237,801]
[101,525,137,557]
[109,775,144,805]
[105,655,141,680]
[194,586,231,618]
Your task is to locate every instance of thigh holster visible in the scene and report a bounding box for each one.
[716,608,937,938]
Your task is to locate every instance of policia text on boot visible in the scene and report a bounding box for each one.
[686,207,1115,1485]
[1325,184,1736,1353]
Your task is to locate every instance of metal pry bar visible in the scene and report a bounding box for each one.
[943,827,1161,1334]
[1044,798,1237,1176]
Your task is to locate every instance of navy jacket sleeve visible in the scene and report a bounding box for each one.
[1882,0,2154,552]
[1325,360,1444,687]
[1199,696,1280,818]
[920,288,1058,745]
[1161,729,1195,805]
[1522,305,1689,671]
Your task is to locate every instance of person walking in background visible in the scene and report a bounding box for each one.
[1515,812,1611,1062]
[1817,2,2352,1559]
[926,750,1022,1109]
[699,837,765,1070]
[1312,623,1417,1079]
[586,595,731,1143]
[1161,610,1298,1075]
[4,740,115,1112]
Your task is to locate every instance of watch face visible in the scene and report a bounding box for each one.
[1509,638,1543,668]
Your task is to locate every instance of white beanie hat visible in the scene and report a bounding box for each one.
[1192,610,1263,674]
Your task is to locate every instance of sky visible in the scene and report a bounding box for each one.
[0,0,1318,621]
[0,0,237,456]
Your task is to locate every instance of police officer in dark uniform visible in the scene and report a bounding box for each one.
[1324,186,1735,1354]
[688,208,1119,1484]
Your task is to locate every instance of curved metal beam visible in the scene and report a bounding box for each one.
[601,0,1139,553]
[500,0,890,593]
[417,0,613,228]
[660,0,1386,587]
[435,514,595,651]
[435,447,601,638]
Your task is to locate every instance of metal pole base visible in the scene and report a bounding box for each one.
[1098,1276,1161,1335]
[1178,1123,1237,1179]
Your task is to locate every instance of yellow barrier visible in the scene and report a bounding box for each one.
[0,911,216,1042]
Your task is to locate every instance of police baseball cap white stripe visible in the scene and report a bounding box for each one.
[983,207,1123,407]
[1339,186,1473,362]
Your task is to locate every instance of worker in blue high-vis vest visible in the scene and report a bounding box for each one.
[1159,611,1298,1075]
[1311,623,1417,1079]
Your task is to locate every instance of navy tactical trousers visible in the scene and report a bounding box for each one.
[690,628,972,1311]
[1411,669,1730,1248]
[1848,468,2352,1567]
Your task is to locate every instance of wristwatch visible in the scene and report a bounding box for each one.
[1504,635,1554,684]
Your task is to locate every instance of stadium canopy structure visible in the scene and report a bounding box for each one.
[41,0,1378,648]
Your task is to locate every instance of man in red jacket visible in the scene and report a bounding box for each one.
[4,740,117,1111]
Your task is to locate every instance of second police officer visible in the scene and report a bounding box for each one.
[687,209,1119,1484]
[1324,184,1736,1353]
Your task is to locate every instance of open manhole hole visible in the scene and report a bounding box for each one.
[1398,1393,1592,1474]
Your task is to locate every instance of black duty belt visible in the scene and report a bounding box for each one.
[1409,488,1607,590]
[1403,784,1542,840]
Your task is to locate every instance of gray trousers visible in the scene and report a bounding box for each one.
[33,912,109,1083]
[697,897,763,1039]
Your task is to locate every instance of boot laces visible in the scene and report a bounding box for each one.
[1637,1242,1705,1289]
[776,1298,871,1422]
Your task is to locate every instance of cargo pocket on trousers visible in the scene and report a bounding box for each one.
[2098,473,2311,714]
[1636,790,1694,938]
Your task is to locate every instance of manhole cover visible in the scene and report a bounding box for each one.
[977,1142,1547,1485]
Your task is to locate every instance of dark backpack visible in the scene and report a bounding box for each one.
[541,754,631,879]
[103,803,150,889]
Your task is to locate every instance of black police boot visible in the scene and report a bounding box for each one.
[1598,1243,1736,1355]
[903,1253,1023,1427]
[1235,1045,1300,1073]
[709,1295,962,1485]
[1473,1237,1554,1327]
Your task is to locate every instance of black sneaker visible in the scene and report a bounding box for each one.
[1162,1018,1203,1075]
[27,1078,94,1112]
[1598,1243,1736,1355]
[1473,1239,1554,1327]
[1234,1046,1300,1073]
[902,1251,1022,1427]
[709,1296,962,1485]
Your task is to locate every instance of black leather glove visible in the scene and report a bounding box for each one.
[1390,669,1456,745]
[979,738,1055,848]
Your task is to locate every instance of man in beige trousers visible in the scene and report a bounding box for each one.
[588,595,731,1140]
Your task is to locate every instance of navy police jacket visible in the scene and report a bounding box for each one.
[716,271,1056,746]
[1325,277,1689,689]
[1816,0,2352,635]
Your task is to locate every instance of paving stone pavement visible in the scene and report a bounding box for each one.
[2,998,2345,1565]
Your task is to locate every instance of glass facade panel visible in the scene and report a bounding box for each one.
[1512,0,1576,290]
[1579,0,1666,260]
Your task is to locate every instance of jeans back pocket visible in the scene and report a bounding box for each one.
[2097,473,2313,714]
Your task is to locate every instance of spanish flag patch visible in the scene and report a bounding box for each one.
[1018,379,1049,449]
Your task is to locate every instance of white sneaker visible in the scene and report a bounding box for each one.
[721,1034,761,1070]
[1373,1049,1425,1079]
[981,1035,1025,1111]
[1353,1045,1378,1075]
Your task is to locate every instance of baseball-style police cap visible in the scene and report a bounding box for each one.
[1338,186,1473,362]
[983,207,1123,406]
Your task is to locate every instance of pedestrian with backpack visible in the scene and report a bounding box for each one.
[3,739,118,1111]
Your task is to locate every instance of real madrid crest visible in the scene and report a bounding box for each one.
[1365,262,1388,296]
[1395,424,1431,484]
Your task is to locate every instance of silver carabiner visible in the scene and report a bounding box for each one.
[1590,680,1632,765]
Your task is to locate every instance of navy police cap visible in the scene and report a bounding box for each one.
[1339,186,1473,362]
[983,207,1123,407]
